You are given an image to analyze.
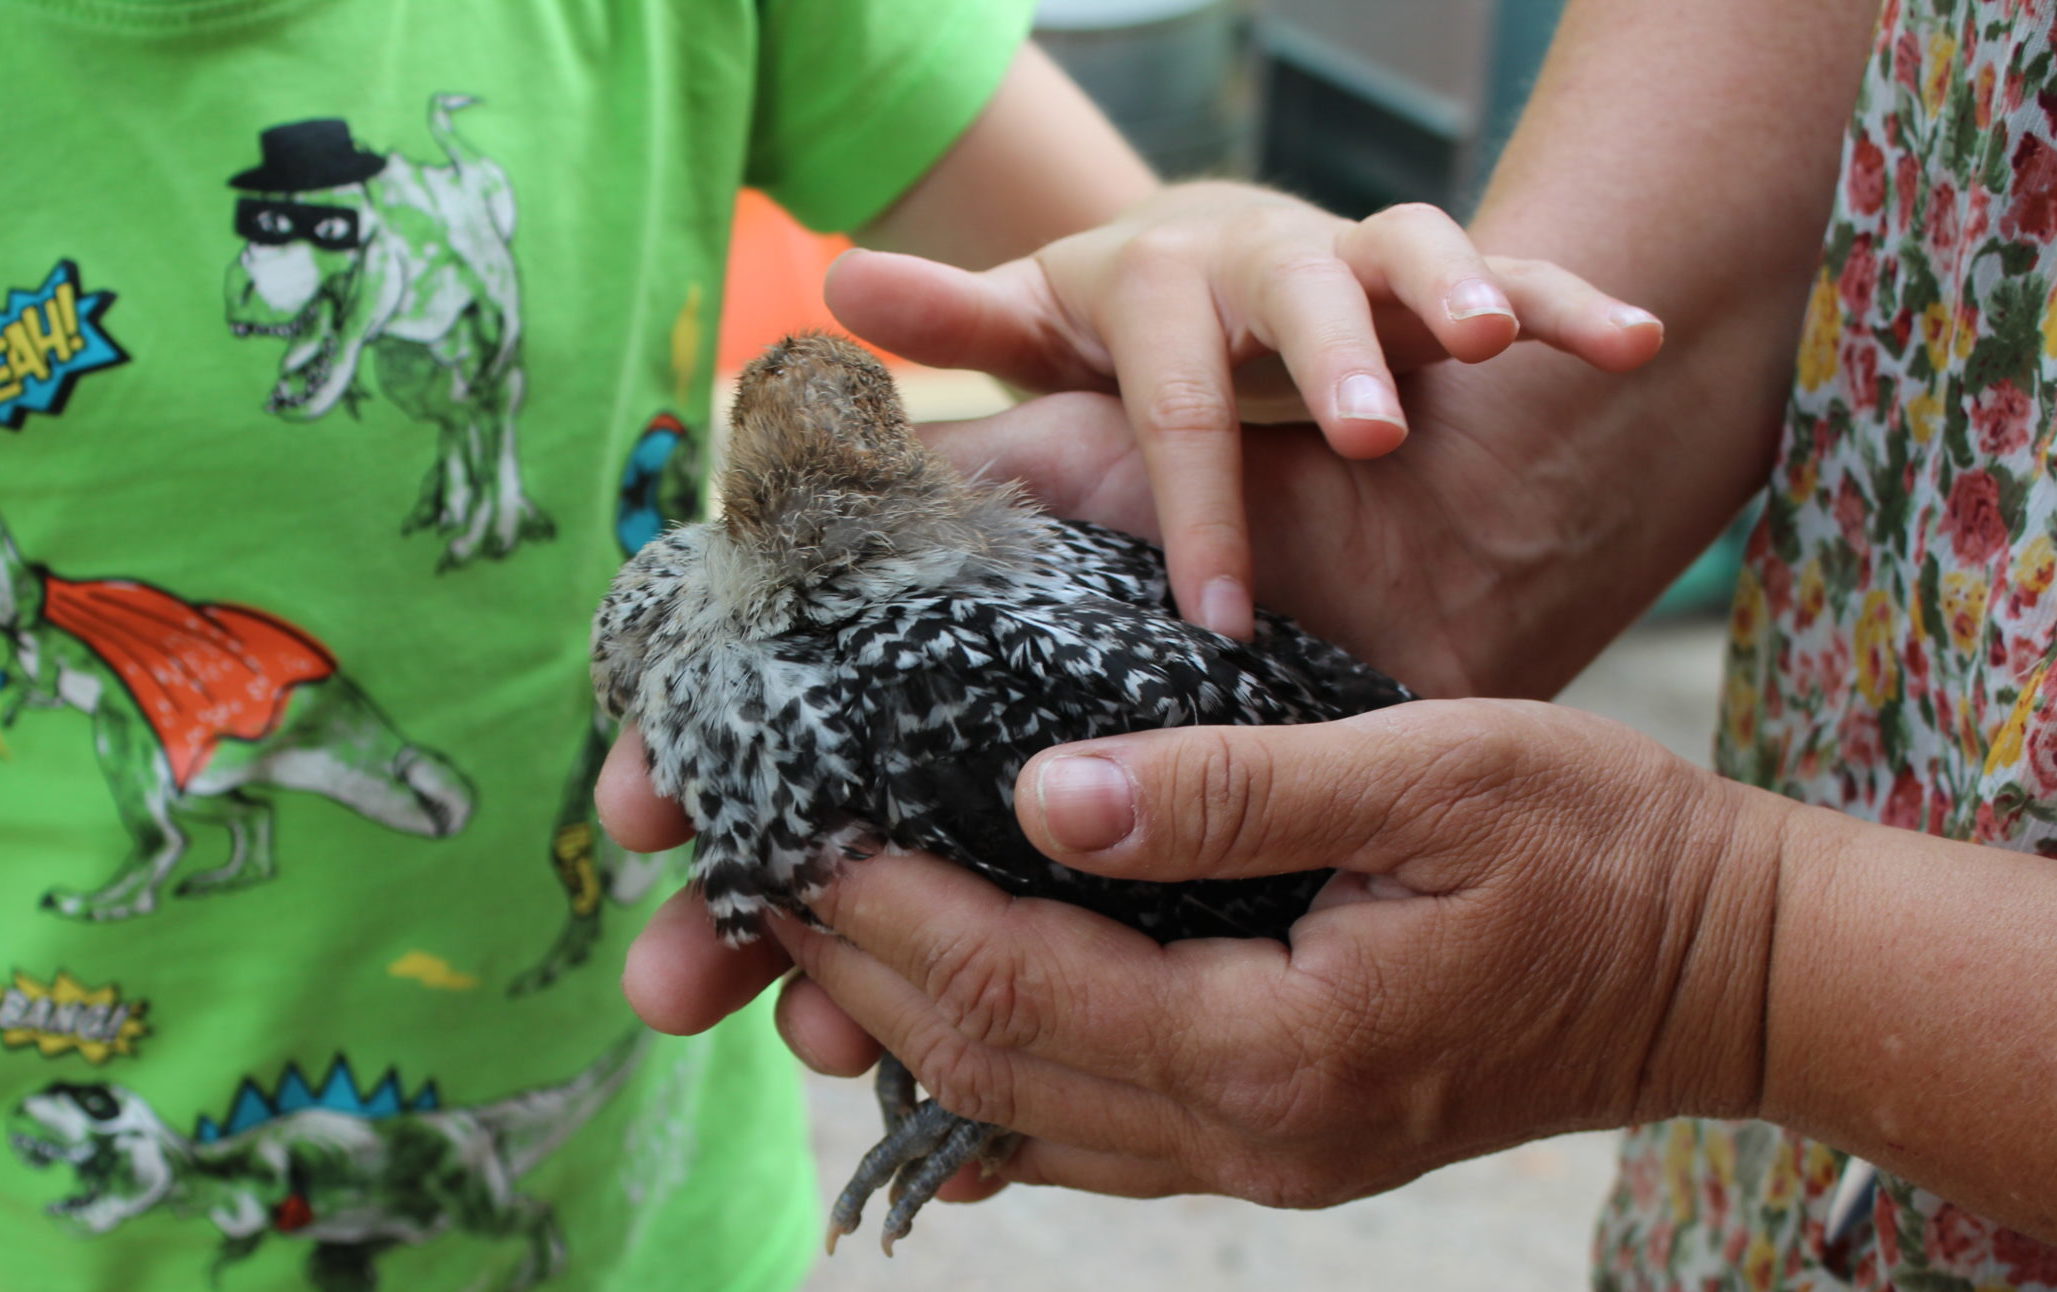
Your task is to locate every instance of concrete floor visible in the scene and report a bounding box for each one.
[797,616,1734,1291]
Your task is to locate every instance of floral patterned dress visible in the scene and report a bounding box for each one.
[1594,2,2057,1288]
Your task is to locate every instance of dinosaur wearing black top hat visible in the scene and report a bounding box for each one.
[223,95,552,571]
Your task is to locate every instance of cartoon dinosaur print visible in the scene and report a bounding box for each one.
[8,1034,647,1291]
[223,94,549,571]
[508,411,702,994]
[0,514,474,921]
[505,714,665,996]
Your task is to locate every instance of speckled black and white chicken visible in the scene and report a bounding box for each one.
[590,333,1414,1253]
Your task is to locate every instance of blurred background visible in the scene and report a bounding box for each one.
[713,2,1745,1286]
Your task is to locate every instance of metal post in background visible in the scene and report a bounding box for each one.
[1034,0,1244,179]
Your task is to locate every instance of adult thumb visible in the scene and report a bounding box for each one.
[1014,709,1443,884]
[824,248,1108,393]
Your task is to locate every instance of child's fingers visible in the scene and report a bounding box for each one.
[1242,251,1408,459]
[1099,266,1253,640]
[595,723,694,852]
[773,968,884,1078]
[1336,204,1521,365]
[624,885,791,1035]
[1486,257,1666,372]
[825,249,1108,393]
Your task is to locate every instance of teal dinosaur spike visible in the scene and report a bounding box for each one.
[274,1064,317,1114]
[194,1055,442,1143]
[361,1069,404,1118]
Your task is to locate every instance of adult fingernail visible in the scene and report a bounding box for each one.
[1336,373,1403,426]
[1036,755,1137,853]
[1610,304,1661,331]
[1446,276,1515,322]
[1198,575,1254,639]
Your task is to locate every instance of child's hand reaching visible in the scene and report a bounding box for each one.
[834,181,1663,638]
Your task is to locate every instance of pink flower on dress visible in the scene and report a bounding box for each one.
[1721,1224,1750,1267]
[1649,1217,1677,1271]
[1845,338,1883,412]
[2007,633,2046,673]
[1943,469,2012,565]
[1974,798,2023,843]
[1882,769,1926,829]
[1840,706,1884,768]
[1877,1187,1902,1269]
[2026,716,2057,797]
[1704,1172,1731,1232]
[1974,379,2033,456]
[1930,784,1954,837]
[1897,151,1923,232]
[1890,306,1916,353]
[1927,1202,1998,1272]
[1840,234,1880,318]
[1894,29,1922,96]
[2005,132,2057,240]
[1836,474,1873,547]
[1762,556,1795,619]
[1969,184,1995,242]
[1994,1224,2057,1285]
[1926,180,1961,258]
[1849,132,1889,217]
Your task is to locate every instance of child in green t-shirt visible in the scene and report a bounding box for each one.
[1,2,1653,1288]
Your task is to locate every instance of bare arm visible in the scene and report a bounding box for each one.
[1762,807,2057,1239]
[855,43,1159,269]
[1421,0,1882,694]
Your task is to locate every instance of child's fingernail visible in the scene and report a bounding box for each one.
[1036,755,1137,853]
[1198,575,1254,639]
[1610,304,1662,330]
[1336,373,1403,426]
[1446,277,1515,321]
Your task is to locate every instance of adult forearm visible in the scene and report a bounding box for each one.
[1756,808,2057,1242]
[1475,0,1880,324]
[1426,0,1881,695]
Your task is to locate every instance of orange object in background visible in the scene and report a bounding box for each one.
[716,190,905,372]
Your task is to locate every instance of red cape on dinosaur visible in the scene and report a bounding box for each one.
[40,574,337,789]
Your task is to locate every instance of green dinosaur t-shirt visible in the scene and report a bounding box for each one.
[0,1,1030,1288]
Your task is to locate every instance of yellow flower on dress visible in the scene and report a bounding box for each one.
[1787,452,1819,504]
[1957,301,1979,361]
[1924,33,1957,118]
[1942,569,1990,654]
[2019,533,2057,597]
[1986,663,2047,776]
[1907,386,1943,443]
[1924,300,1955,374]
[1729,567,1770,650]
[2043,281,2057,359]
[1804,1141,1842,1195]
[1854,588,1900,707]
[1960,700,1986,764]
[1723,673,1762,757]
[1763,1137,1799,1210]
[1745,1233,1780,1292]
[1706,1128,1737,1191]
[1798,559,1827,625]
[1664,1120,1699,1224]
[1798,270,1842,391]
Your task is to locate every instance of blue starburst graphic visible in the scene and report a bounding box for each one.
[0,260,128,431]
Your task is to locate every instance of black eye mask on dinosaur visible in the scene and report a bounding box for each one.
[44,1084,119,1122]
[233,198,364,252]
